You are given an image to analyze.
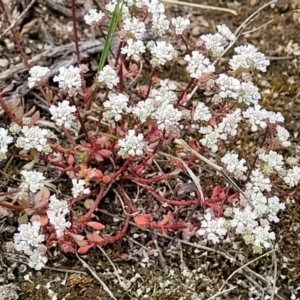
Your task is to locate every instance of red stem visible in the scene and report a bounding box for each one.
[71,0,81,65]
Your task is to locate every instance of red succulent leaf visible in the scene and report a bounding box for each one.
[98,149,113,157]
[78,243,94,254]
[134,214,152,230]
[159,211,173,225]
[86,233,104,242]
[86,221,105,230]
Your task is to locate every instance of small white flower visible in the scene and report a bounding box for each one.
[14,218,45,255]
[231,206,258,234]
[193,102,211,122]
[184,51,215,79]
[217,24,235,41]
[267,196,285,222]
[200,33,225,58]
[132,98,154,123]
[199,125,220,153]
[197,213,227,244]
[123,17,146,40]
[143,0,165,15]
[71,179,90,198]
[118,130,144,157]
[48,195,69,216]
[283,166,300,187]
[16,126,51,153]
[229,44,270,72]
[49,100,76,129]
[103,93,130,123]
[53,65,82,95]
[151,13,170,36]
[237,82,261,105]
[243,105,269,132]
[121,39,146,61]
[152,103,182,132]
[28,250,48,270]
[267,111,284,124]
[171,16,190,35]
[217,109,242,137]
[276,125,291,147]
[259,150,284,173]
[246,169,272,192]
[252,225,275,250]
[47,210,71,237]
[216,74,241,99]
[0,127,13,161]
[84,9,105,26]
[20,170,45,193]
[221,152,247,179]
[147,41,178,67]
[97,65,119,89]
[28,66,50,88]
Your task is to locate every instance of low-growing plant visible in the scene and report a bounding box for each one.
[0,0,298,274]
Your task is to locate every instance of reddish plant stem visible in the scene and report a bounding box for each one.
[0,201,44,215]
[145,67,158,99]
[139,183,198,206]
[116,185,138,213]
[71,0,81,65]
[39,155,68,170]
[123,172,176,184]
[180,35,189,51]
[94,212,130,246]
[79,184,107,223]
[150,222,200,230]
[0,93,22,125]
[61,125,77,146]
[49,143,80,155]
[176,79,194,106]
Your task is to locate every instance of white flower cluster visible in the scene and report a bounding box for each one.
[49,100,76,129]
[246,169,272,193]
[53,65,82,96]
[84,9,105,26]
[200,24,235,58]
[123,17,146,40]
[147,41,178,67]
[283,166,300,187]
[103,93,130,123]
[229,44,270,72]
[184,51,215,79]
[14,217,48,270]
[71,179,90,198]
[47,195,71,237]
[193,102,211,122]
[0,127,13,161]
[121,38,146,61]
[98,65,119,89]
[221,152,247,179]
[259,150,284,174]
[19,170,45,194]
[132,80,182,133]
[216,74,241,99]
[171,16,190,35]
[197,212,227,244]
[276,125,291,147]
[151,13,169,36]
[118,130,144,157]
[242,105,269,132]
[28,66,50,88]
[15,125,51,153]
[198,125,220,153]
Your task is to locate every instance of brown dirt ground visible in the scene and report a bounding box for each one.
[1,0,300,299]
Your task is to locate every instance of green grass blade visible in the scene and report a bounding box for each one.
[98,0,123,72]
